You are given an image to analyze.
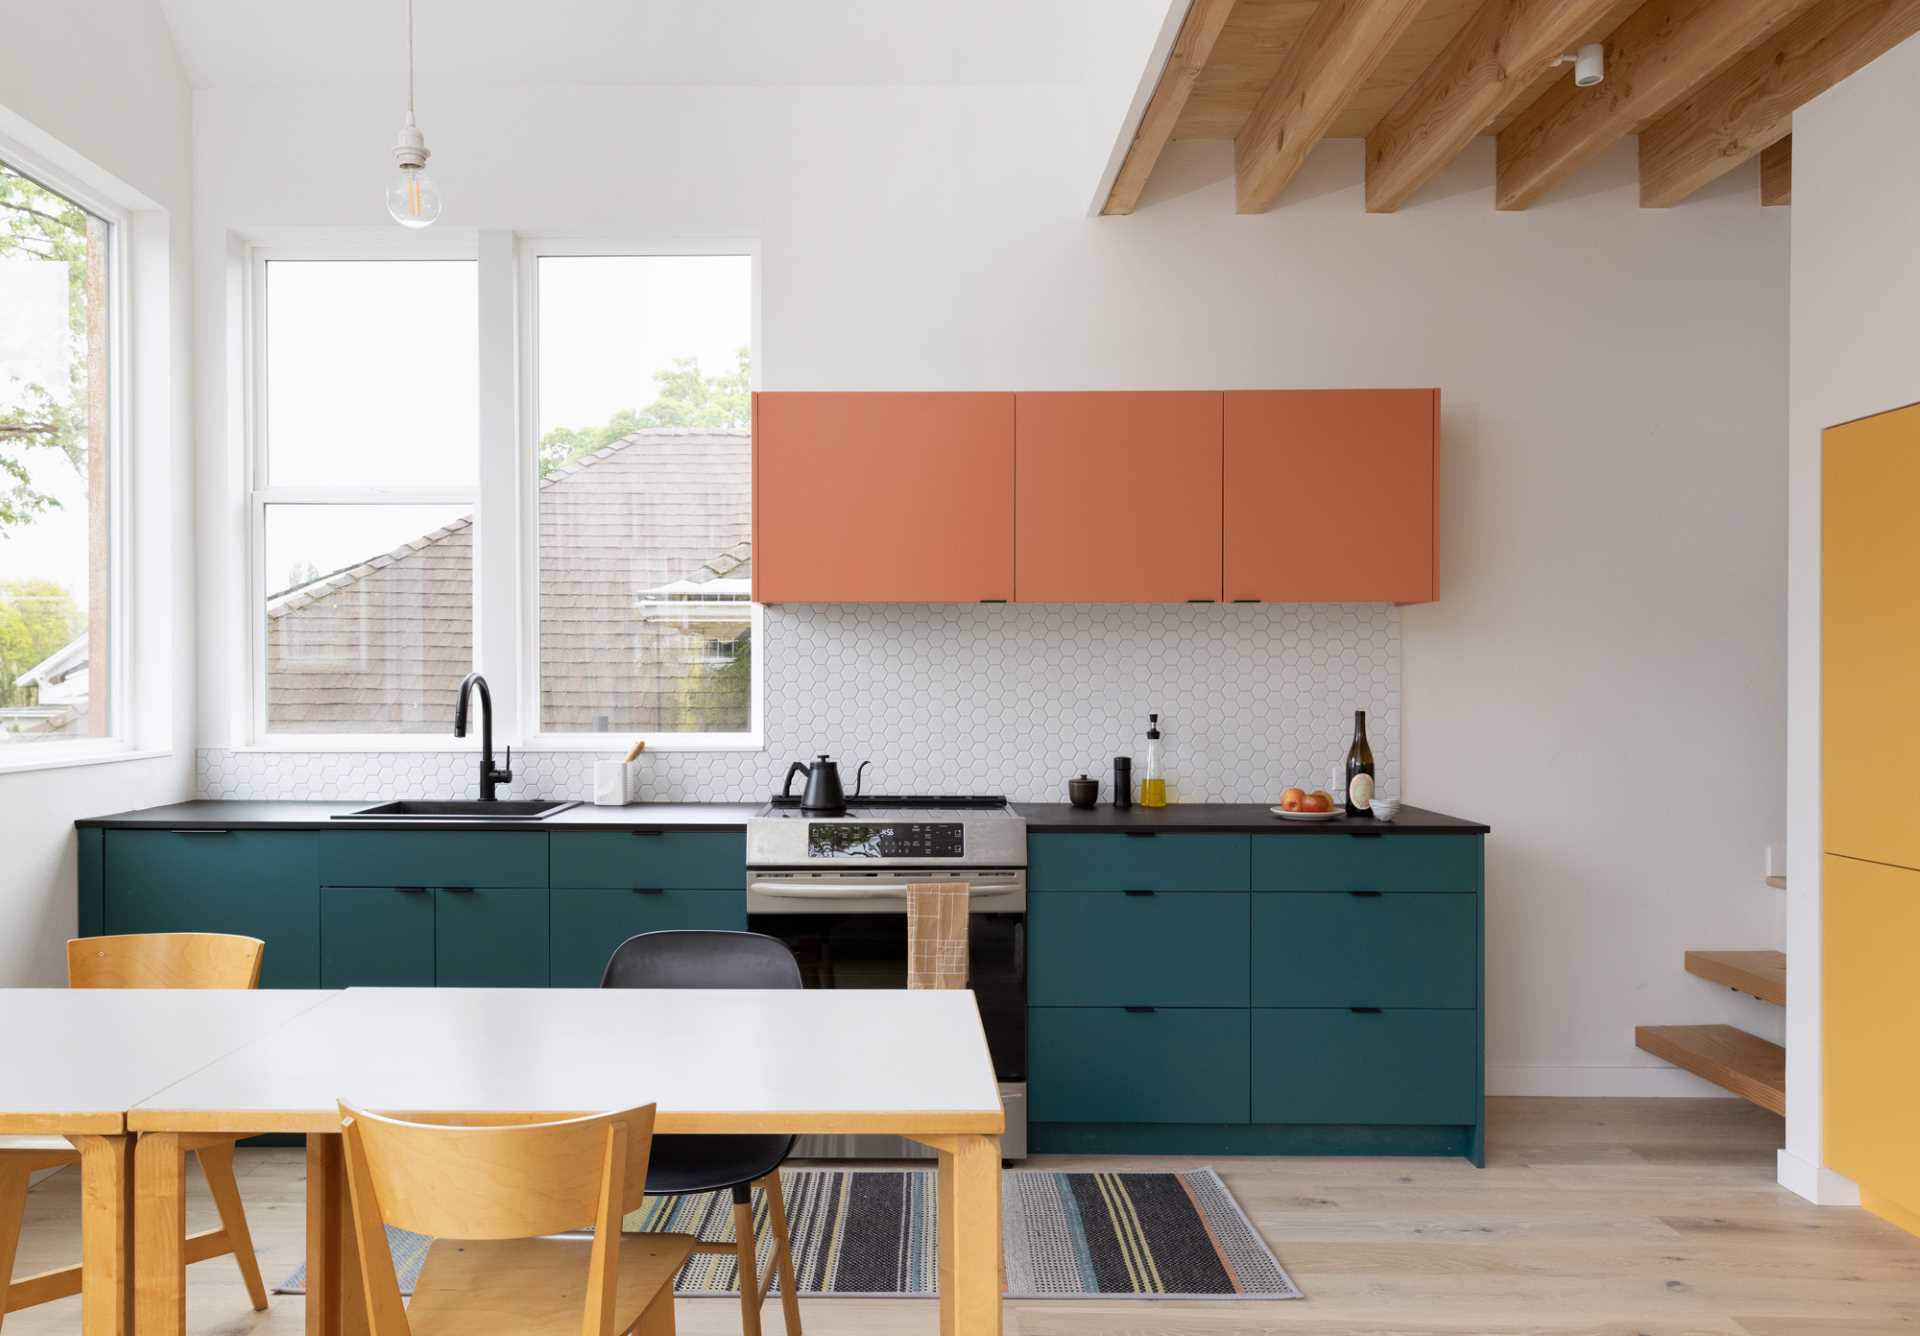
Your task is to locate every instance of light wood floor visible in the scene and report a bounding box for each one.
[9,1099,1919,1334]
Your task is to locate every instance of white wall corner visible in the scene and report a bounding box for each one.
[1777,1148,1860,1205]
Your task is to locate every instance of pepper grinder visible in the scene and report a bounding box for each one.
[1112,756,1132,809]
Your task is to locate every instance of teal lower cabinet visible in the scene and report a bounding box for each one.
[321,886,434,987]
[98,831,320,988]
[1028,830,1485,1164]
[550,887,747,987]
[436,887,549,987]
[1030,1008,1250,1124]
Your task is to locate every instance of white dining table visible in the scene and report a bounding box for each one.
[0,988,336,1335]
[128,986,1007,1336]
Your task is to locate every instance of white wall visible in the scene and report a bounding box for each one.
[0,0,196,985]
[1780,35,1920,1202]
[191,79,1788,1095]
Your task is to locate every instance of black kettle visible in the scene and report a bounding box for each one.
[783,755,847,814]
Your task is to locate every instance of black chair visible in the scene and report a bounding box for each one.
[601,930,804,1336]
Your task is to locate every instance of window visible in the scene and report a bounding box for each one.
[528,249,758,742]
[253,257,478,736]
[0,159,116,748]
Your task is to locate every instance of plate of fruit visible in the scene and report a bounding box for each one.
[1271,788,1340,820]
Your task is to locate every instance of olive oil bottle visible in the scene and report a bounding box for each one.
[1344,710,1375,817]
[1140,713,1167,808]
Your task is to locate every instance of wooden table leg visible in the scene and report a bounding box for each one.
[933,1135,1002,1336]
[66,1134,134,1336]
[306,1133,369,1336]
[131,1132,185,1336]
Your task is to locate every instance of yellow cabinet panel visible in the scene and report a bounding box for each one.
[1824,854,1920,1227]
[1824,403,1920,870]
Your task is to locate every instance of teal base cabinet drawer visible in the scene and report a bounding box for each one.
[102,831,319,988]
[550,887,747,987]
[1030,892,1249,1006]
[1253,1009,1478,1125]
[1031,1008,1249,1124]
[550,832,744,889]
[1029,834,1248,892]
[321,887,434,987]
[1253,833,1480,893]
[437,887,548,987]
[320,831,548,889]
[1253,893,1476,1008]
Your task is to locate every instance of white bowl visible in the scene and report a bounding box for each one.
[1370,798,1402,822]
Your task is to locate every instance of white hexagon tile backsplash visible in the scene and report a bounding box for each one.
[199,603,1400,805]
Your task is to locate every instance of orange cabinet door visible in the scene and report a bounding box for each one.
[1224,390,1438,603]
[1014,392,1223,602]
[1824,853,1920,1230]
[1823,402,1920,871]
[752,392,1015,602]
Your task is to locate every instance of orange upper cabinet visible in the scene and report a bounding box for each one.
[1224,390,1439,603]
[752,392,1015,602]
[1015,392,1223,602]
[1823,402,1920,871]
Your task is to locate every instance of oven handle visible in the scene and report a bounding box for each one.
[748,879,1022,901]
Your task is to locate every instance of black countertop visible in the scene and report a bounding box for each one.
[75,800,763,832]
[1012,803,1488,834]
[78,799,1486,835]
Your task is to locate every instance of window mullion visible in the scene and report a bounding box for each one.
[475,230,521,745]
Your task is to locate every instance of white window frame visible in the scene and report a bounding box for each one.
[0,135,132,772]
[515,236,764,752]
[245,241,482,751]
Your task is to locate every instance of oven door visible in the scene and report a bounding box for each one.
[746,869,1026,1084]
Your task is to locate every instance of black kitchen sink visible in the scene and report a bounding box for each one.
[336,799,580,821]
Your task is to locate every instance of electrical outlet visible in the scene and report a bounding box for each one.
[1764,845,1787,880]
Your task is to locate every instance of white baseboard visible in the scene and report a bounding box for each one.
[1777,1149,1860,1205]
[1488,1064,1745,1098]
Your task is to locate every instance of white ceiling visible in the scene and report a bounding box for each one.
[157,0,1120,89]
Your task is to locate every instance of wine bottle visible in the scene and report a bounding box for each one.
[1345,710,1375,817]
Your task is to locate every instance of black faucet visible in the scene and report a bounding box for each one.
[452,672,512,802]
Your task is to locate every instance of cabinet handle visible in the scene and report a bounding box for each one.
[168,828,232,835]
[1231,598,1260,604]
[396,886,429,894]
[1346,831,1382,840]
[1123,889,1156,897]
[1349,1006,1384,1014]
[979,598,1008,604]
[1348,890,1382,898]
[631,887,665,895]
[442,886,475,894]
[1186,598,1215,604]
[629,829,663,837]
[1124,1006,1157,1014]
[1123,832,1156,839]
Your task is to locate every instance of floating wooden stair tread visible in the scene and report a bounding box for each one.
[1635,1024,1785,1115]
[1685,950,1786,1005]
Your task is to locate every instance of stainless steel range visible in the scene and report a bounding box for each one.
[746,793,1027,1161]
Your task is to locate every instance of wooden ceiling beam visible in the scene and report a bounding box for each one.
[1494,0,1818,211]
[1761,134,1793,205]
[1233,0,1428,214]
[1103,0,1243,216]
[1639,0,1920,208]
[1365,0,1623,214]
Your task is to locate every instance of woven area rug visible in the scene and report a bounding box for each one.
[277,1166,1299,1301]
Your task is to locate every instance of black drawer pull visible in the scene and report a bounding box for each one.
[1124,1006,1157,1014]
[442,886,475,894]
[1124,831,1157,839]
[1185,598,1215,604]
[1349,1006,1384,1014]
[1231,598,1260,604]
[396,886,429,894]
[629,829,663,837]
[631,887,665,895]
[168,828,232,835]
[1348,890,1382,898]
[1123,889,1156,897]
[1346,831,1382,840]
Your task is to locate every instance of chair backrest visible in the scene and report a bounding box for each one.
[600,929,803,991]
[337,1102,657,1336]
[67,932,264,989]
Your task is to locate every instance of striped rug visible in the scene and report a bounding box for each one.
[278,1166,1298,1301]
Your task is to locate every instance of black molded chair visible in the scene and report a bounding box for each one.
[600,930,804,1336]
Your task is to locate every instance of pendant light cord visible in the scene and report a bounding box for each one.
[406,0,416,118]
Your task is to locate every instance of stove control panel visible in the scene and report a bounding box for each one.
[807,823,965,859]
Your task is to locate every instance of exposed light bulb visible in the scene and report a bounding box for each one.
[386,166,443,228]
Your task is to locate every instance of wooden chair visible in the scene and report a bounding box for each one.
[600,931,804,1336]
[338,1102,695,1336]
[0,933,270,1330]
